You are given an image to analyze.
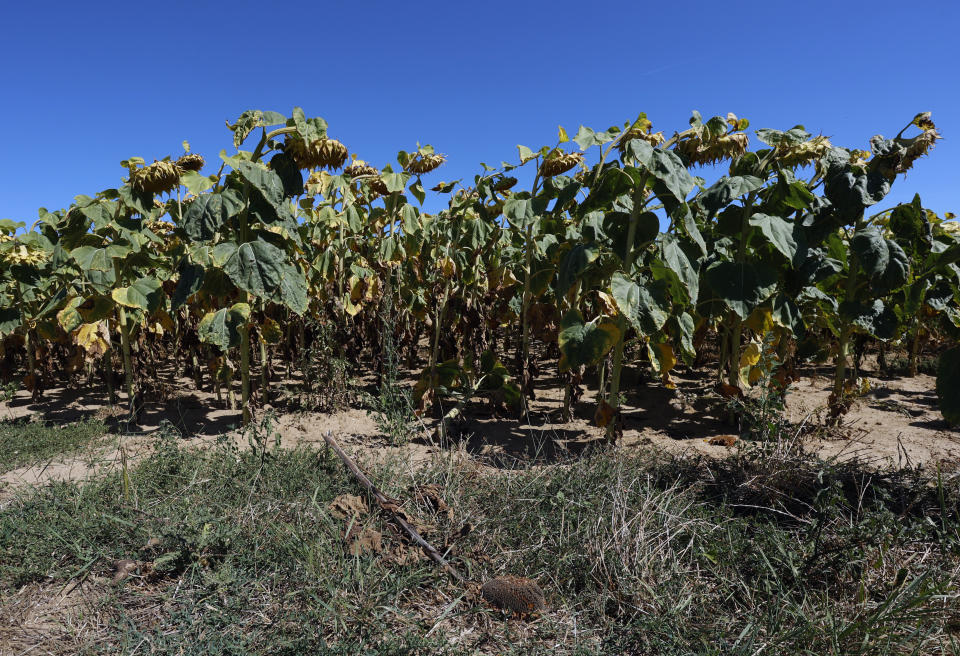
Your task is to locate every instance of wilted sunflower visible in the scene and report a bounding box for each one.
[4,243,48,265]
[404,150,446,175]
[896,127,941,174]
[344,159,378,177]
[130,160,182,195]
[676,133,749,166]
[617,128,665,158]
[285,136,348,170]
[776,135,833,168]
[176,153,205,172]
[540,151,583,177]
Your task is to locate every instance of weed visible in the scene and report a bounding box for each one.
[0,417,109,473]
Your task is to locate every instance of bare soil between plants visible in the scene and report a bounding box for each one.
[2,358,958,502]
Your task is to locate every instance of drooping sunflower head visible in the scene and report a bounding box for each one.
[130,160,182,195]
[176,153,205,172]
[540,151,584,177]
[285,136,349,170]
[404,149,446,175]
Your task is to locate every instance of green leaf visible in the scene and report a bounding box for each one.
[503,198,537,227]
[558,310,621,372]
[172,260,205,310]
[556,244,598,295]
[238,161,284,210]
[839,299,899,339]
[625,140,696,201]
[610,272,669,336]
[381,172,410,194]
[937,347,960,425]
[111,276,163,313]
[409,180,426,205]
[699,176,764,217]
[0,307,21,335]
[749,213,797,260]
[222,239,307,314]
[71,246,112,272]
[851,228,889,277]
[179,170,215,196]
[268,152,304,198]
[181,190,244,241]
[704,261,778,319]
[198,303,250,351]
[658,235,699,304]
[517,145,537,164]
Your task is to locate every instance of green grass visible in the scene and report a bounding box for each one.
[0,419,958,655]
[0,418,109,473]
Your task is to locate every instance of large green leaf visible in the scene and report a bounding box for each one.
[71,246,113,272]
[699,176,764,216]
[558,310,621,372]
[0,307,21,335]
[111,276,164,313]
[888,194,930,249]
[238,161,284,210]
[172,260,205,310]
[198,303,250,351]
[936,346,960,425]
[181,190,244,241]
[851,228,890,277]
[656,235,699,304]
[610,273,669,336]
[625,140,695,201]
[556,244,598,295]
[179,171,215,196]
[503,198,537,227]
[749,213,797,260]
[839,299,898,339]
[222,239,307,314]
[704,261,778,319]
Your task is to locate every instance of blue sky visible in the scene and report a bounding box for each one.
[1,0,956,226]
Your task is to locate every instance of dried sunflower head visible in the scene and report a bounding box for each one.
[285,137,348,170]
[404,150,446,175]
[617,128,665,158]
[676,133,749,166]
[776,135,833,168]
[344,159,378,177]
[176,153,205,172]
[492,176,518,192]
[896,127,940,174]
[130,160,182,195]
[4,243,48,265]
[540,151,583,177]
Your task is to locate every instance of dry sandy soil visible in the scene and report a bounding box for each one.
[1,358,958,501]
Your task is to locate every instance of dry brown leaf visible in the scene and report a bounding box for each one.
[344,526,383,556]
[705,434,738,447]
[329,494,368,519]
[111,559,138,584]
[594,399,615,428]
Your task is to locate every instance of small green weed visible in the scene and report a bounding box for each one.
[0,418,109,473]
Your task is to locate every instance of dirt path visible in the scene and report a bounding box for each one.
[1,366,958,501]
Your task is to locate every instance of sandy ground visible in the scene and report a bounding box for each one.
[1,361,958,502]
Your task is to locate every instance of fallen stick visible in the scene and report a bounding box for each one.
[322,431,465,583]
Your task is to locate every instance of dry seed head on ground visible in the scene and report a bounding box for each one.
[130,160,182,194]
[480,576,546,615]
[285,137,348,170]
[540,151,583,177]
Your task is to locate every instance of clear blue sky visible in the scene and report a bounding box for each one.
[1,0,957,225]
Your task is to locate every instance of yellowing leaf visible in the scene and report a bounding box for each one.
[558,125,569,143]
[745,307,775,334]
[654,343,677,388]
[438,257,455,277]
[74,321,110,359]
[259,317,283,344]
[739,341,762,369]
